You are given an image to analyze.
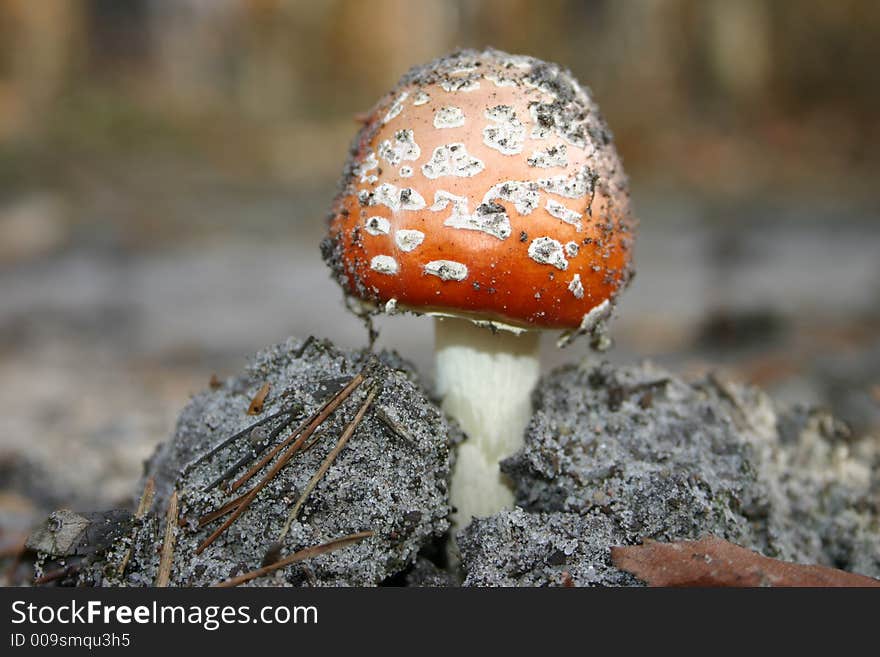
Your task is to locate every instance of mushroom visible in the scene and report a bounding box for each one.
[322,49,635,527]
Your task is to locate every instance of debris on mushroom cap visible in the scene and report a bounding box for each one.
[322,48,635,335]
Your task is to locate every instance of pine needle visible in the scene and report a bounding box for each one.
[213,531,373,587]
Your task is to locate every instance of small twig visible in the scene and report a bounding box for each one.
[184,407,294,473]
[227,416,311,493]
[199,389,373,532]
[202,454,255,494]
[213,531,373,587]
[202,413,300,493]
[197,492,247,528]
[228,373,365,494]
[135,477,157,517]
[194,373,366,555]
[248,382,271,415]
[293,335,315,359]
[375,406,418,449]
[277,385,378,543]
[155,490,179,587]
[299,432,326,454]
[116,476,155,577]
[34,564,80,586]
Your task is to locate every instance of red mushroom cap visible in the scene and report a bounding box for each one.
[322,49,635,334]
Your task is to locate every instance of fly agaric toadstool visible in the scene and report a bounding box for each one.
[322,49,635,526]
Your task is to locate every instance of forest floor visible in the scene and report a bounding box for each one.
[1,182,878,567]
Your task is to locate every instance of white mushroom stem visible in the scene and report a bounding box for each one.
[434,316,540,527]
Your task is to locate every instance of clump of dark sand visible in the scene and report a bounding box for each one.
[459,360,880,586]
[459,509,637,586]
[76,337,453,586]
[30,342,878,587]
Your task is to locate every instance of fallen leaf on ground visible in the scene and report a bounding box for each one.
[611,536,880,587]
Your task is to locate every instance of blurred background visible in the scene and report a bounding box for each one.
[1,0,878,559]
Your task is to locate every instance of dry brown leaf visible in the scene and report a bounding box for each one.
[611,536,880,587]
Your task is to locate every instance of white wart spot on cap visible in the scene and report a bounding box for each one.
[442,198,511,241]
[430,190,468,213]
[483,105,525,155]
[373,184,399,210]
[440,76,481,93]
[483,181,540,215]
[528,99,594,151]
[539,165,596,199]
[565,241,580,257]
[356,151,379,184]
[528,144,568,168]
[364,216,390,236]
[378,129,421,166]
[545,200,583,230]
[434,106,465,129]
[395,229,425,252]
[501,54,533,69]
[422,144,485,179]
[413,91,430,106]
[528,237,569,271]
[529,103,553,140]
[484,72,519,88]
[383,92,408,124]
[424,260,468,281]
[568,274,584,299]
[370,255,399,275]
[399,187,426,211]
[373,183,426,211]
